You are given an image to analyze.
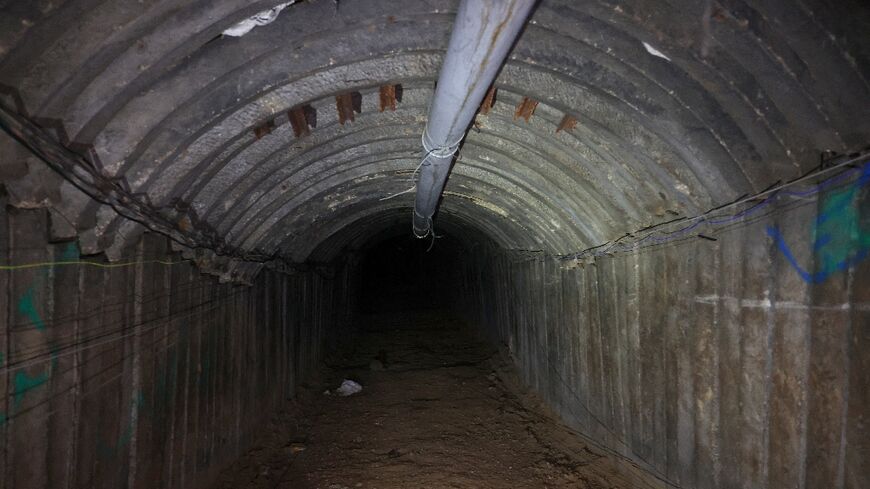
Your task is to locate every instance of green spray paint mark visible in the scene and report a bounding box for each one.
[12,369,49,408]
[15,243,77,331]
[769,163,870,283]
[1,242,83,426]
[98,391,146,458]
[17,287,46,331]
[813,178,870,277]
[61,242,78,261]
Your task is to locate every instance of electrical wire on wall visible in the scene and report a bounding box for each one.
[0,258,189,271]
[558,149,870,263]
[0,102,279,266]
[0,240,344,430]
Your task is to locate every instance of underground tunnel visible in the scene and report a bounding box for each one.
[0,0,869,487]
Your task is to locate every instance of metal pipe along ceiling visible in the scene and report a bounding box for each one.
[412,0,537,238]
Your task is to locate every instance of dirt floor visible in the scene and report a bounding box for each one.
[212,311,666,489]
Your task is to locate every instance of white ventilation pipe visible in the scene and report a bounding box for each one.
[412,0,536,237]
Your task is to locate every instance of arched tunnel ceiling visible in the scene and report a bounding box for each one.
[1,0,868,273]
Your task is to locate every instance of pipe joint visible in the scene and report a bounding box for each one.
[413,210,433,238]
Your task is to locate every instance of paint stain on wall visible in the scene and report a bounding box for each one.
[1,241,80,425]
[768,163,870,283]
[61,243,78,262]
[12,370,49,408]
[17,287,46,331]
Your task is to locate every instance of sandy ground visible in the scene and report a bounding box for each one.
[212,311,667,489]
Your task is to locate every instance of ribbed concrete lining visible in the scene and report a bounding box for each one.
[306,206,499,262]
[1,0,868,277]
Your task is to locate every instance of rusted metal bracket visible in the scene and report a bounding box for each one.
[336,91,362,124]
[288,105,317,137]
[478,86,497,116]
[556,114,577,133]
[379,84,403,112]
[514,97,538,122]
[253,119,275,139]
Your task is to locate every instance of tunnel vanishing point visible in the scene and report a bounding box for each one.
[0,0,869,488]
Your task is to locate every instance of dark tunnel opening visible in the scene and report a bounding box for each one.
[356,233,466,314]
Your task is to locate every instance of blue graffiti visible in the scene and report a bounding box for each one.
[768,163,870,283]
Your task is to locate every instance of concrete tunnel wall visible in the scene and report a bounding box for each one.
[0,203,355,489]
[0,0,869,488]
[450,181,870,489]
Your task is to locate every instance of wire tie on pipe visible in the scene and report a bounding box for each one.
[381,149,439,202]
[421,129,463,159]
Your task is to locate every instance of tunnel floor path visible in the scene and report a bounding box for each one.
[213,311,665,489]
